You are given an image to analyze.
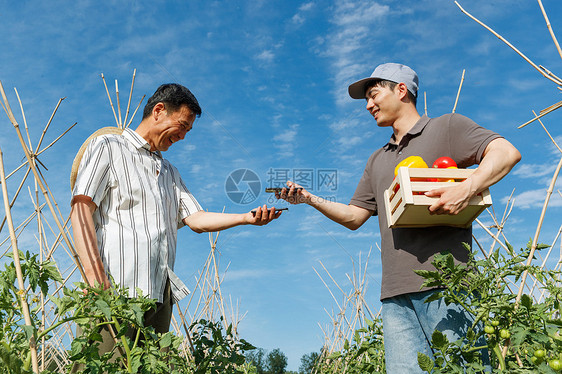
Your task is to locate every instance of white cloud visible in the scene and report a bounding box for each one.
[256,50,275,63]
[513,163,557,179]
[223,269,271,281]
[332,2,389,27]
[299,2,315,12]
[506,188,562,209]
[319,1,392,108]
[192,164,203,174]
[337,135,363,149]
[292,14,305,26]
[273,124,299,152]
[291,2,315,27]
[182,144,196,152]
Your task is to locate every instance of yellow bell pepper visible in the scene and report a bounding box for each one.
[394,156,428,176]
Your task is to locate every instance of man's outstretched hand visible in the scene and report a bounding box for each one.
[274,181,312,205]
[246,204,283,225]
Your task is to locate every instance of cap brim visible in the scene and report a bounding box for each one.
[70,126,124,191]
[348,77,378,99]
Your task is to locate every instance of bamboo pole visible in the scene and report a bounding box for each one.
[452,69,465,113]
[176,302,196,354]
[455,2,562,87]
[115,79,122,128]
[537,0,562,61]
[34,97,65,152]
[519,102,562,129]
[101,73,120,127]
[14,88,33,151]
[0,166,32,233]
[0,207,40,258]
[34,178,47,372]
[123,69,136,127]
[534,110,562,153]
[125,95,145,129]
[36,122,77,157]
[0,81,87,281]
[531,224,562,300]
[515,155,562,305]
[474,218,510,253]
[0,147,39,373]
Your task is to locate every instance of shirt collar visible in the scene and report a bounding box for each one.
[123,128,162,158]
[383,114,431,152]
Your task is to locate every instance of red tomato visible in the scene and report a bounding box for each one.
[432,156,457,169]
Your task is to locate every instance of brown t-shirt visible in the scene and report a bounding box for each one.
[350,113,501,300]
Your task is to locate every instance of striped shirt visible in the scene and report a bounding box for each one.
[72,128,202,303]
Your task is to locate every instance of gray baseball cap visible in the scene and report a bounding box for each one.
[348,63,419,99]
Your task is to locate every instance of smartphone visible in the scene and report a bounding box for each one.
[265,187,303,193]
[251,207,288,216]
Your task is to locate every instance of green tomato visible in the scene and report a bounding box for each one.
[531,356,543,365]
[484,325,495,334]
[549,359,562,371]
[499,329,511,339]
[534,349,546,359]
[491,320,500,327]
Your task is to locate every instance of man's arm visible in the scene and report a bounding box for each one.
[183,205,281,233]
[426,137,521,215]
[276,182,373,230]
[70,195,111,289]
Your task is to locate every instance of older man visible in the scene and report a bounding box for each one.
[71,83,280,359]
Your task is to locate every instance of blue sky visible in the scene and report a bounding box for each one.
[2,0,562,370]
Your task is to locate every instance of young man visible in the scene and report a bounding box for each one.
[70,83,281,359]
[277,63,520,372]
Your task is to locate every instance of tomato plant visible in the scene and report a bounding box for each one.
[315,318,386,373]
[0,251,256,374]
[414,241,562,373]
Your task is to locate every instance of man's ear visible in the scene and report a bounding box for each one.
[152,102,167,121]
[396,82,409,101]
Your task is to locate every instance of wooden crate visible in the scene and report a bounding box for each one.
[384,167,492,228]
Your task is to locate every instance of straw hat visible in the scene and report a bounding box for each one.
[70,126,124,190]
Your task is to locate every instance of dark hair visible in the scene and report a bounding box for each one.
[366,79,417,107]
[142,83,202,119]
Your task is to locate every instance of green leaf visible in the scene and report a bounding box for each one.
[418,352,434,372]
[21,324,35,340]
[520,294,532,310]
[94,299,112,320]
[431,330,448,349]
[70,338,87,358]
[160,333,172,348]
[327,351,341,359]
